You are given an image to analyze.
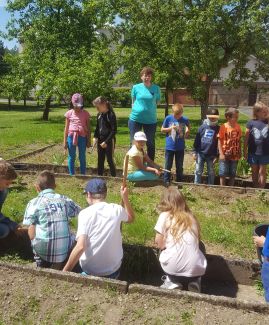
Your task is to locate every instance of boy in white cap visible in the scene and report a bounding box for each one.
[124,131,162,181]
[63,178,134,278]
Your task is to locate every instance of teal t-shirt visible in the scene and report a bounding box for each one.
[130,83,161,124]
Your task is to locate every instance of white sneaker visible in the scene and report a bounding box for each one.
[160,275,180,290]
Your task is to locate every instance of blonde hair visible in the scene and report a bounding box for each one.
[172,103,183,114]
[157,187,200,242]
[253,101,268,119]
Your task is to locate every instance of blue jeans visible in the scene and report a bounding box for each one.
[81,268,120,279]
[127,170,159,181]
[261,260,269,302]
[67,135,87,175]
[128,119,157,161]
[194,153,215,185]
[164,150,184,183]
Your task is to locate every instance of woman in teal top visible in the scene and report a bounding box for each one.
[129,67,161,161]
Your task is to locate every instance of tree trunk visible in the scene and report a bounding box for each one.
[200,80,211,120]
[8,97,11,110]
[24,97,26,108]
[165,83,169,117]
[42,97,51,121]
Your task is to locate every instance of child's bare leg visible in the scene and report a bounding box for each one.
[258,165,267,188]
[228,177,235,186]
[220,176,226,186]
[251,164,259,187]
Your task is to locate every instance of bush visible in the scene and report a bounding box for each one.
[110,88,131,108]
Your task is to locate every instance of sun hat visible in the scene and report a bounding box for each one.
[71,93,83,108]
[206,107,219,118]
[134,131,147,142]
[84,178,107,194]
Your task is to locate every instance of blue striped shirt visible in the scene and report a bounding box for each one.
[23,189,81,263]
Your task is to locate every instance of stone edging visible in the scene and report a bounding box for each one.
[0,261,268,313]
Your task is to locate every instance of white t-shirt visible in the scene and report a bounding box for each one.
[154,212,207,277]
[76,202,128,276]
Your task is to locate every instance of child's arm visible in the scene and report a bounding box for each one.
[155,232,166,250]
[161,124,175,133]
[218,138,225,160]
[86,116,91,148]
[143,154,162,175]
[244,128,250,160]
[63,118,70,149]
[133,156,161,175]
[28,225,36,240]
[120,186,135,223]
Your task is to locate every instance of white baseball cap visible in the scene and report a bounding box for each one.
[134,131,147,142]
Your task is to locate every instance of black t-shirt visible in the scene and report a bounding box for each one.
[247,119,269,155]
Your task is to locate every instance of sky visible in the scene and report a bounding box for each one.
[0,1,18,49]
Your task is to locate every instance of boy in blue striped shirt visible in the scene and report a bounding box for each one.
[23,170,81,269]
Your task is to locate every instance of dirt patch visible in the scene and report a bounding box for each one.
[0,267,268,324]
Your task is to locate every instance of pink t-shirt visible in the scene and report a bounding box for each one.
[64,109,90,137]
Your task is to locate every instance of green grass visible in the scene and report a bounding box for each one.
[0,103,249,159]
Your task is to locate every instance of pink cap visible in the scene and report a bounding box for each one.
[71,93,83,108]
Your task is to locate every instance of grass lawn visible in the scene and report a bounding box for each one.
[0,103,250,159]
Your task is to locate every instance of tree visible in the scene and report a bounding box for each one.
[112,0,269,119]
[5,0,116,120]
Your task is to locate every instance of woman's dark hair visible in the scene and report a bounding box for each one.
[92,96,113,111]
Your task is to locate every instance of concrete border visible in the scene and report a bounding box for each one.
[128,284,269,313]
[7,144,57,162]
[0,261,266,313]
[0,261,128,293]
[12,167,269,193]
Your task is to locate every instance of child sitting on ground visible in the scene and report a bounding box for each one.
[23,170,81,269]
[125,131,162,181]
[154,186,207,292]
[0,161,19,239]
[161,103,190,186]
[244,102,269,188]
[218,107,242,186]
[92,96,117,177]
[193,107,220,185]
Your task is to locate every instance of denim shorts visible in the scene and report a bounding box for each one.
[248,153,269,165]
[219,160,238,177]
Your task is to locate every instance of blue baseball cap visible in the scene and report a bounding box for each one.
[84,178,107,194]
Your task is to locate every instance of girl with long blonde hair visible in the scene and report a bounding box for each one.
[154,186,207,291]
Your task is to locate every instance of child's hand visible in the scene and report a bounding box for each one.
[192,154,197,161]
[100,142,107,149]
[219,154,225,160]
[120,185,128,200]
[154,168,161,176]
[253,235,265,247]
[185,130,190,138]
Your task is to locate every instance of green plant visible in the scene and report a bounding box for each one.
[52,152,66,165]
[258,191,269,205]
[237,158,251,177]
[254,279,264,296]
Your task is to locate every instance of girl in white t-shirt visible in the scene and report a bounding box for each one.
[154,186,207,291]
